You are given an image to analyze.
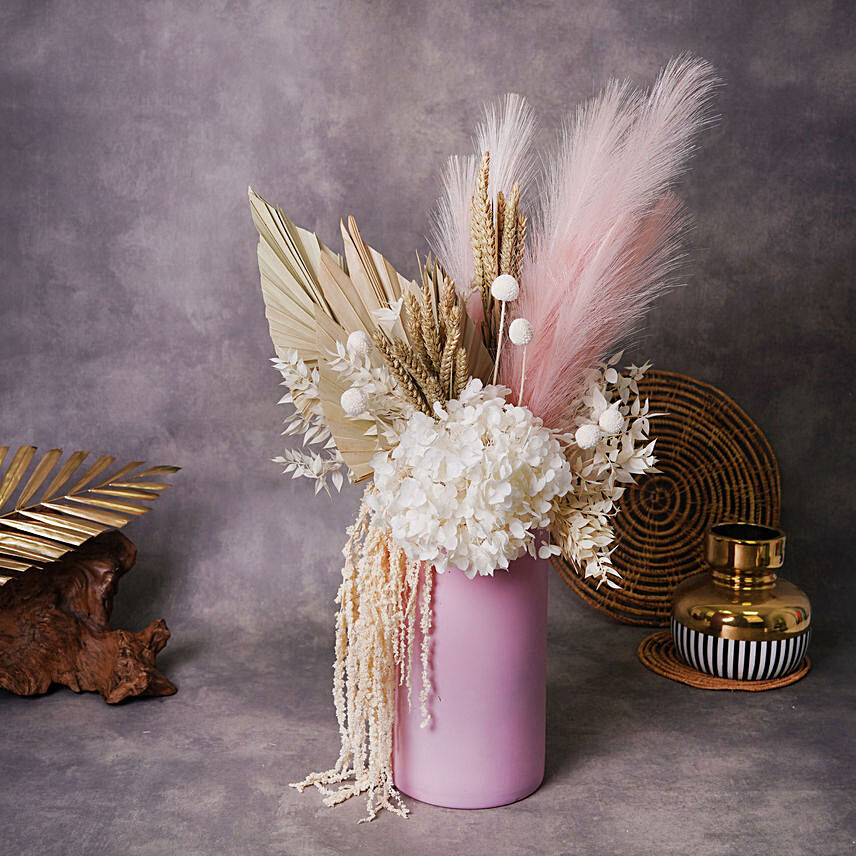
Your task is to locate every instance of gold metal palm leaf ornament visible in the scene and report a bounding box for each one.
[0,446,179,581]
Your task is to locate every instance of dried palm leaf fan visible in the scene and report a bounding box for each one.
[554,370,781,625]
[0,446,179,583]
[248,188,493,482]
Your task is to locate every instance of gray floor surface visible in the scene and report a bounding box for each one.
[1,582,853,856]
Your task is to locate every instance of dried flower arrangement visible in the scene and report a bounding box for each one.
[250,55,716,819]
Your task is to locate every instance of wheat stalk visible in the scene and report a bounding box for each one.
[439,303,463,397]
[496,189,506,249]
[402,292,430,367]
[392,342,444,407]
[439,274,456,334]
[499,183,519,276]
[513,211,527,280]
[470,152,495,303]
[374,333,432,415]
[431,260,448,344]
[454,347,469,398]
[419,288,443,374]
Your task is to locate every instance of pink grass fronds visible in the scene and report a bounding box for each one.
[501,56,717,431]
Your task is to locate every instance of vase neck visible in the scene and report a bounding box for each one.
[711,567,777,591]
[705,522,785,593]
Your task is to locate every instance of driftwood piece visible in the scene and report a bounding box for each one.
[0,530,176,703]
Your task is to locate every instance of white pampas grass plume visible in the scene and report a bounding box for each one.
[501,55,718,431]
[430,94,536,299]
[429,154,478,296]
[476,93,538,204]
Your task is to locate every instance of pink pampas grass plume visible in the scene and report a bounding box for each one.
[501,55,718,431]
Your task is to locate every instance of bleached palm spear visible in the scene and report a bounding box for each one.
[501,55,718,431]
[0,445,178,580]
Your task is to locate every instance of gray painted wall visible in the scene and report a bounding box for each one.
[1,0,853,635]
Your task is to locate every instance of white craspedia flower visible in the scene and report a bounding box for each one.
[508,317,534,345]
[598,404,624,435]
[346,329,371,359]
[340,387,368,417]
[575,423,602,450]
[490,274,519,302]
[367,379,573,578]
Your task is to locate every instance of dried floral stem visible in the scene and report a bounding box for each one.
[468,154,529,352]
[496,189,506,249]
[518,345,528,406]
[492,300,507,385]
[439,274,456,335]
[386,267,472,407]
[417,564,434,727]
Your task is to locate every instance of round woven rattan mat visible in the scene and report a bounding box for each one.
[637,630,811,690]
[554,370,781,626]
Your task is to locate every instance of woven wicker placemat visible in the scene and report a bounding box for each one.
[554,370,781,626]
[637,630,811,690]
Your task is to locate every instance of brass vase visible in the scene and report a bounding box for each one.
[671,522,811,680]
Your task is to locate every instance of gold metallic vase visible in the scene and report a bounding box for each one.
[671,522,810,680]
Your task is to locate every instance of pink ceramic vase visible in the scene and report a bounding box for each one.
[393,552,548,809]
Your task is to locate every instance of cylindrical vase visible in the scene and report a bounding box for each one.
[393,551,547,809]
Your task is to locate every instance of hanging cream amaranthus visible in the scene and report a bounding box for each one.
[291,491,433,820]
[250,55,717,819]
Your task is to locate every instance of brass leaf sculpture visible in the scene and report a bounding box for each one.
[0,446,179,581]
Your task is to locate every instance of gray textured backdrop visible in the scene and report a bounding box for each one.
[1,2,854,854]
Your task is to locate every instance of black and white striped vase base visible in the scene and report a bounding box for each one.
[671,617,811,681]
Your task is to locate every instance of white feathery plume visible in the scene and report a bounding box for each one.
[429,154,478,295]
[476,93,538,203]
[429,94,537,298]
[502,55,718,431]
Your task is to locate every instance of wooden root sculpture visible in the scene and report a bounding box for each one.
[0,530,176,703]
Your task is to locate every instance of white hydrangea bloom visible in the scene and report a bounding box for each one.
[367,380,573,577]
